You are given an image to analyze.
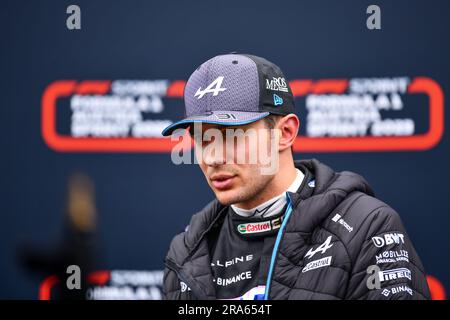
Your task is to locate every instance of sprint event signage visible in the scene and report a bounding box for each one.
[41,77,444,152]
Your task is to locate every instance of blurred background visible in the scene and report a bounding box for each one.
[0,0,448,299]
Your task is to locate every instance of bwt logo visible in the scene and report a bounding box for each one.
[41,77,444,153]
[372,233,405,248]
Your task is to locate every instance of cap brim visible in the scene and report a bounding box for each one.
[161,111,270,136]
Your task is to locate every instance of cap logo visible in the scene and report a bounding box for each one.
[194,76,227,99]
[215,113,237,120]
[273,94,283,106]
[266,77,288,92]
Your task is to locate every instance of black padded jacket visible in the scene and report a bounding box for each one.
[163,158,430,300]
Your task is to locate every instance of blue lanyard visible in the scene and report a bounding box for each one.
[264,192,294,300]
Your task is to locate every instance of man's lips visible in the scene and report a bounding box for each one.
[209,174,236,190]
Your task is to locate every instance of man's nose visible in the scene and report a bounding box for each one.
[202,144,226,166]
[201,132,235,166]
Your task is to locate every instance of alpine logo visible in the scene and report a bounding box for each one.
[372,233,405,248]
[266,77,288,92]
[211,254,253,268]
[302,256,332,273]
[194,76,227,99]
[304,236,333,259]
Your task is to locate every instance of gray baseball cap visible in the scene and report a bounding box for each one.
[161,53,295,136]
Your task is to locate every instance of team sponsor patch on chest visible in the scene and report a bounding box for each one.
[302,256,332,273]
[237,217,282,235]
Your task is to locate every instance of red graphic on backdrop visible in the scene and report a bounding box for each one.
[41,78,444,152]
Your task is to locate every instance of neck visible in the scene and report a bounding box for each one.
[234,158,298,210]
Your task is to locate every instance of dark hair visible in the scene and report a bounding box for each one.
[262,114,282,129]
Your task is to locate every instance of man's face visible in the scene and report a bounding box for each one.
[192,119,279,208]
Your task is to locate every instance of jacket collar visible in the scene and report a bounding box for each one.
[182,159,321,259]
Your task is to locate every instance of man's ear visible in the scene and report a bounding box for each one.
[277,114,300,152]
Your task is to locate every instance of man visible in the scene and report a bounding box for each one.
[161,53,430,300]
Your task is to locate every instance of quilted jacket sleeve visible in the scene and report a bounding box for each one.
[345,205,431,300]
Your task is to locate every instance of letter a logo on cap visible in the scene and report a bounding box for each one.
[194,76,227,99]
